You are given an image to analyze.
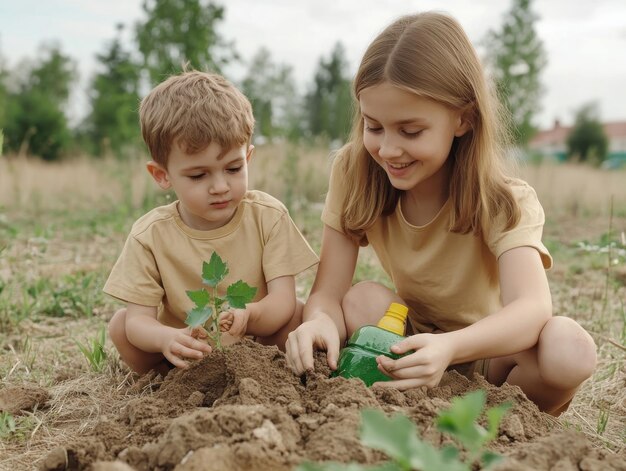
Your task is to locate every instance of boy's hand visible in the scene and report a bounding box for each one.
[374,333,454,389]
[161,326,212,369]
[218,308,250,338]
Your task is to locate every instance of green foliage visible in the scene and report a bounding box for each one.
[84,24,142,157]
[297,390,510,471]
[242,47,301,141]
[3,43,76,160]
[305,42,353,142]
[75,325,108,372]
[484,0,547,146]
[566,103,608,164]
[185,251,256,349]
[136,0,237,84]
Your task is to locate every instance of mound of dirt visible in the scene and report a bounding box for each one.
[38,340,625,470]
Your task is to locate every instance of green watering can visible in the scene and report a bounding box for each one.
[333,302,410,386]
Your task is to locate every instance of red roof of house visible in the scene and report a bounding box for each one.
[530,120,626,148]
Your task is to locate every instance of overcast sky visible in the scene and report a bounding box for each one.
[1,0,625,129]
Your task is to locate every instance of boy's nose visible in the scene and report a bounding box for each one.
[209,175,229,194]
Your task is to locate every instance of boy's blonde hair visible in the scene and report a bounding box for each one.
[338,12,520,240]
[139,70,254,166]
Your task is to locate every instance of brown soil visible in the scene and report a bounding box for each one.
[12,339,619,471]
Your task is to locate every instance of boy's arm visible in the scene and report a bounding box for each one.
[125,302,211,368]
[242,275,298,337]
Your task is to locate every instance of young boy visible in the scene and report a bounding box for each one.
[105,71,318,375]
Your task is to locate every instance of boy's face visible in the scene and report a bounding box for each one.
[147,141,253,230]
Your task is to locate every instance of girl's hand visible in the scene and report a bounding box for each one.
[218,308,250,338]
[374,333,455,389]
[160,326,212,369]
[285,316,341,375]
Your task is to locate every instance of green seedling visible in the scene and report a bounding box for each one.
[0,411,16,439]
[298,389,511,471]
[75,325,108,372]
[184,251,257,350]
[597,405,610,435]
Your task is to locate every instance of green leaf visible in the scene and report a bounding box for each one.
[226,280,257,308]
[437,390,487,450]
[202,252,229,287]
[186,289,211,308]
[185,305,213,328]
[360,409,423,469]
[0,130,4,155]
[480,450,504,469]
[485,402,513,442]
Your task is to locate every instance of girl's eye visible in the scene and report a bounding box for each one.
[188,174,205,180]
[227,166,243,174]
[365,125,382,133]
[403,129,423,137]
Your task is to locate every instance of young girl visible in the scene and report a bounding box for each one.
[285,12,596,416]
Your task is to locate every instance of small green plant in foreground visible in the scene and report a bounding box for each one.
[75,325,108,372]
[299,390,511,471]
[0,412,16,439]
[184,251,257,350]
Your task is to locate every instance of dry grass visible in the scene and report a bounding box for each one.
[0,145,625,467]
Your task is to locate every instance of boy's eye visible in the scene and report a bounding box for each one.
[188,174,205,180]
[227,166,243,174]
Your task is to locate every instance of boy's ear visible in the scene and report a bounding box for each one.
[246,144,255,163]
[146,161,172,190]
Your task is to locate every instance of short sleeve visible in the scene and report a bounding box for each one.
[485,180,553,269]
[262,212,319,282]
[103,235,164,306]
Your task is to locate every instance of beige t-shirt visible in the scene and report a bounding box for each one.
[322,159,552,333]
[104,191,319,328]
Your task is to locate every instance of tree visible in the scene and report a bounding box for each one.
[566,103,608,164]
[84,24,142,157]
[241,47,301,141]
[484,0,547,146]
[305,42,353,142]
[135,0,237,85]
[3,43,76,160]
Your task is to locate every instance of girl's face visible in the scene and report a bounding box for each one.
[360,82,469,196]
[149,141,253,231]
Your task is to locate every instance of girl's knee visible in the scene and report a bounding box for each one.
[108,308,128,346]
[539,316,597,388]
[342,282,397,334]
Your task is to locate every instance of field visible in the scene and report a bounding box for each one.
[0,145,625,469]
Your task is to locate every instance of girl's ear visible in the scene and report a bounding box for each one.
[454,107,473,137]
[146,161,172,190]
[246,144,255,163]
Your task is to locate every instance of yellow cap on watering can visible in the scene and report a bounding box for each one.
[376,302,409,336]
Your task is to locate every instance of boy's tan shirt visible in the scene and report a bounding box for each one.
[104,191,319,328]
[322,158,553,333]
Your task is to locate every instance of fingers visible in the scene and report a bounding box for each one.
[163,352,189,369]
[376,355,442,388]
[325,336,340,371]
[390,334,425,355]
[285,329,314,375]
[190,326,209,340]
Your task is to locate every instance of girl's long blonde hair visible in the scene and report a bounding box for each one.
[339,12,520,240]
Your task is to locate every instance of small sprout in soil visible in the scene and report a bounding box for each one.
[184,251,256,350]
[74,324,108,372]
[0,412,16,439]
[298,389,511,471]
